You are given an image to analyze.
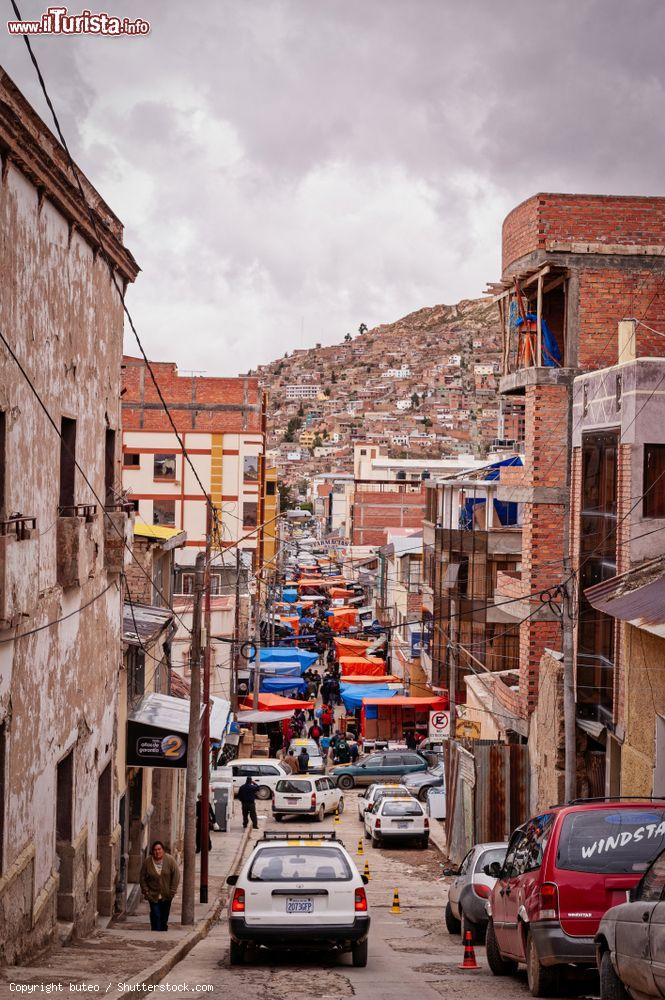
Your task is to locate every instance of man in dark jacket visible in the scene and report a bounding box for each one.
[237,775,260,830]
[297,747,310,773]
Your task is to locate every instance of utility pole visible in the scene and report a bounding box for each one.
[251,576,262,709]
[231,548,241,714]
[562,378,577,802]
[448,596,458,737]
[200,505,213,904]
[182,551,204,925]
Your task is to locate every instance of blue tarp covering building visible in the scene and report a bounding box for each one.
[340,684,401,711]
[259,676,308,695]
[282,588,298,603]
[256,648,319,668]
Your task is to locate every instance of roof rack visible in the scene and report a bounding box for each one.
[549,796,665,808]
[261,830,338,841]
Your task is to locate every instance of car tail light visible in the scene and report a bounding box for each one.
[311,792,317,808]
[355,887,368,912]
[538,882,559,921]
[231,888,245,913]
[472,881,491,899]
[424,817,429,829]
[375,818,381,829]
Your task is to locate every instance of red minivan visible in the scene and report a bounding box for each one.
[486,801,665,997]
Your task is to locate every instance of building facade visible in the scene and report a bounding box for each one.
[0,70,138,963]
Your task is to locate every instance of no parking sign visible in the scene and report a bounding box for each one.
[428,709,451,738]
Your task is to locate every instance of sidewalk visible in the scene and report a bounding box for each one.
[0,809,254,996]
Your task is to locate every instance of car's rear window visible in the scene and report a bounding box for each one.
[248,846,352,882]
[376,788,408,800]
[557,809,665,873]
[477,847,507,872]
[276,780,311,794]
[382,801,423,817]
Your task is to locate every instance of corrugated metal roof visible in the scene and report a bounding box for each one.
[123,602,174,647]
[133,523,187,550]
[585,555,665,638]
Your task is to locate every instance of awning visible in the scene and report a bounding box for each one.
[340,656,386,677]
[133,523,187,551]
[258,648,319,668]
[585,556,665,639]
[340,674,401,685]
[334,637,372,657]
[239,693,313,711]
[209,697,231,741]
[123,602,174,648]
[128,692,201,735]
[362,695,448,708]
[237,709,294,723]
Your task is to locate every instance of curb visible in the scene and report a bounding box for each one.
[105,825,252,999]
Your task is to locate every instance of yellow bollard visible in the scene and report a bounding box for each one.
[357,838,364,856]
[363,859,371,881]
[391,888,400,914]
[334,809,340,824]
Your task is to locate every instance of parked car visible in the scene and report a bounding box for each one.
[357,783,411,819]
[595,844,665,1000]
[288,738,326,775]
[485,801,665,998]
[211,758,291,800]
[443,841,508,943]
[272,776,343,822]
[330,751,429,789]
[227,830,370,966]
[364,796,429,848]
[403,760,445,803]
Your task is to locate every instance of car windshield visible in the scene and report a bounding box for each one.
[557,809,665,873]
[290,741,321,757]
[248,847,352,882]
[477,847,507,871]
[275,780,311,794]
[383,801,423,817]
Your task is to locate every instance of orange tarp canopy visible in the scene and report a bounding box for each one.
[329,608,359,632]
[240,693,314,711]
[341,674,400,685]
[278,615,300,634]
[330,587,354,599]
[334,637,372,657]
[340,656,386,677]
[298,577,347,589]
[361,695,448,708]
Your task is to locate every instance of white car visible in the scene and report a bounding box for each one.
[288,738,326,775]
[211,758,291,800]
[357,783,411,820]
[227,831,370,966]
[273,776,343,822]
[364,796,429,848]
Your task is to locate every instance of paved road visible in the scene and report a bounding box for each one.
[161,789,535,1000]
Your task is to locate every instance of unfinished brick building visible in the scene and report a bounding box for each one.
[486,193,665,730]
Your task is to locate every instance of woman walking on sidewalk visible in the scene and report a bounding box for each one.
[140,841,180,932]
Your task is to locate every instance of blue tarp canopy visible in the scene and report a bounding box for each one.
[283,588,298,603]
[259,661,306,676]
[340,684,401,711]
[259,676,308,694]
[256,648,319,668]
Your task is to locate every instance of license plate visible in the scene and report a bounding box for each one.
[286,897,313,914]
[396,821,411,828]
[286,798,299,803]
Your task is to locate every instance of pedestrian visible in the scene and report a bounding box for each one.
[196,794,215,853]
[283,749,300,774]
[405,730,417,751]
[237,775,260,830]
[139,840,180,933]
[321,705,334,736]
[297,746,310,773]
[334,738,351,765]
[308,721,322,743]
[349,739,359,763]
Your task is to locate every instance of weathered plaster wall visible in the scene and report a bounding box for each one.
[621,625,665,796]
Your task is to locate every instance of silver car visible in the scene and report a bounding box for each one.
[288,738,326,775]
[444,841,508,943]
[596,848,665,1000]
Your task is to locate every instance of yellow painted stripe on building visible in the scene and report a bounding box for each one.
[211,433,224,548]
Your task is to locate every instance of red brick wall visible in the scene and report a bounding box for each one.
[502,193,665,272]
[577,269,665,368]
[124,538,153,604]
[351,489,425,546]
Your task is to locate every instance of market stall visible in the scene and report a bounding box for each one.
[360,694,449,744]
[339,655,385,677]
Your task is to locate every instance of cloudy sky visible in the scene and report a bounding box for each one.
[4,0,665,374]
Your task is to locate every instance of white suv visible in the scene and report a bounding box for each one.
[364,796,429,848]
[273,776,343,822]
[357,783,411,819]
[211,758,292,800]
[227,831,370,966]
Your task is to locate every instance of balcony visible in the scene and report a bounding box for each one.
[0,516,38,629]
[57,504,99,588]
[103,503,134,575]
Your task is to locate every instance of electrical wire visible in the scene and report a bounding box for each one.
[0,579,117,644]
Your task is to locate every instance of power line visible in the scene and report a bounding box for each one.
[0,579,117,644]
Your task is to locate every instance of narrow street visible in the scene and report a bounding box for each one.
[161,790,530,1000]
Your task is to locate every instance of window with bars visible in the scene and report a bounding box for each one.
[644,444,665,518]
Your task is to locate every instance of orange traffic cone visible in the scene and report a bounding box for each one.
[458,930,480,970]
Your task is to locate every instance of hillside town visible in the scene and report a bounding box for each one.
[4,9,665,1000]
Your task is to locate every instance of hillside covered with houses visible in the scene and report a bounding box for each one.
[253,296,518,486]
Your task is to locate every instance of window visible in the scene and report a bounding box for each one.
[266,481,276,496]
[179,572,194,595]
[153,498,176,526]
[248,846,352,882]
[154,454,176,480]
[557,808,665,874]
[210,575,221,596]
[638,851,665,901]
[97,762,112,840]
[475,846,507,874]
[59,417,76,512]
[458,850,474,876]
[275,779,311,793]
[56,750,74,843]
[644,445,665,518]
[128,647,145,702]
[401,754,424,766]
[105,429,116,504]
[127,499,140,513]
[521,814,555,872]
[123,452,140,469]
[243,455,259,482]
[382,801,424,817]
[243,502,258,528]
